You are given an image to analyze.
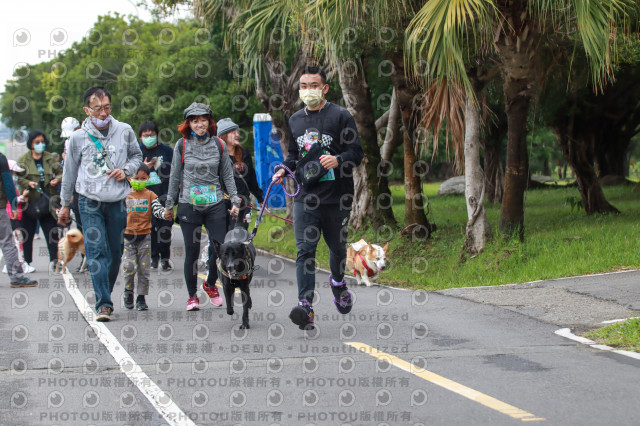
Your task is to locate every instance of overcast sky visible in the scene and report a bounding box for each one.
[0,0,188,121]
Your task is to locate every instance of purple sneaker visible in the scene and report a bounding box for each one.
[289,300,315,330]
[330,274,353,314]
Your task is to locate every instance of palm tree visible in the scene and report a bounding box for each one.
[405,0,636,240]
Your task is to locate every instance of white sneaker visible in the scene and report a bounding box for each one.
[2,265,6,273]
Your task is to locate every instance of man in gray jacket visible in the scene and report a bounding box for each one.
[58,86,142,322]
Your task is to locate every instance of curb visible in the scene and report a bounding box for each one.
[554,328,640,361]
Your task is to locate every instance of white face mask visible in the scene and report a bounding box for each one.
[91,115,112,128]
[299,88,324,108]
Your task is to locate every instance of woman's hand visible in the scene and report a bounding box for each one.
[28,181,37,189]
[229,205,240,219]
[163,209,174,221]
[49,178,60,186]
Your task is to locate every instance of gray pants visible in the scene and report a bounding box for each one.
[0,209,24,282]
[122,234,151,295]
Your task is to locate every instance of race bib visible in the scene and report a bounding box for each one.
[319,168,335,182]
[148,171,162,186]
[190,184,217,205]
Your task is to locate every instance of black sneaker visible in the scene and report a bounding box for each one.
[330,274,353,314]
[10,277,38,288]
[289,300,315,330]
[136,295,148,311]
[160,259,172,271]
[96,306,113,322]
[123,291,134,310]
[150,258,159,270]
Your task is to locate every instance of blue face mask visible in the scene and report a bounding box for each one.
[34,143,46,154]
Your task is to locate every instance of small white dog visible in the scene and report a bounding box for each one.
[346,239,388,286]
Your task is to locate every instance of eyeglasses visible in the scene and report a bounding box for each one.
[87,104,112,113]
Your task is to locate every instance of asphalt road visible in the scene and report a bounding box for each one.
[1,228,639,425]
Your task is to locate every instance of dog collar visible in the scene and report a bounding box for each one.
[355,252,376,278]
[216,252,255,280]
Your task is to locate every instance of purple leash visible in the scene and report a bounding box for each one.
[250,164,299,239]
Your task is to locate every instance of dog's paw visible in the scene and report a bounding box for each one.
[240,324,250,329]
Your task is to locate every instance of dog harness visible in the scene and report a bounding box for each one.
[216,247,256,280]
[353,252,376,278]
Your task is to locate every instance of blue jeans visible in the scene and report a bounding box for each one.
[78,196,127,312]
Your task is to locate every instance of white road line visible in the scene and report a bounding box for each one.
[61,272,196,426]
[554,328,640,361]
[601,317,639,324]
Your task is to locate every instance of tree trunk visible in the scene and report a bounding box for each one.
[463,98,491,255]
[494,7,538,241]
[337,57,396,229]
[380,88,402,163]
[499,88,529,241]
[553,127,620,215]
[389,50,431,235]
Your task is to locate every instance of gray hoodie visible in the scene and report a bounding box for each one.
[60,117,142,205]
[165,135,239,210]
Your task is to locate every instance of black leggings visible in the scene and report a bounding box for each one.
[178,202,227,297]
[20,213,60,263]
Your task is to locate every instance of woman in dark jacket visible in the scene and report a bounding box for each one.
[217,118,264,230]
[17,130,62,270]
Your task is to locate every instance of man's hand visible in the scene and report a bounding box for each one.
[163,209,174,221]
[144,159,155,170]
[28,181,37,189]
[272,169,286,185]
[229,205,240,219]
[58,206,70,227]
[106,168,126,181]
[319,154,339,170]
[50,178,60,186]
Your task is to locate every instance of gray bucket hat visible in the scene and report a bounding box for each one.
[217,118,239,137]
[183,102,213,119]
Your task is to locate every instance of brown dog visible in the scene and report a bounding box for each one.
[346,239,388,286]
[55,229,87,274]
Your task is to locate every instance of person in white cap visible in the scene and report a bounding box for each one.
[60,117,84,272]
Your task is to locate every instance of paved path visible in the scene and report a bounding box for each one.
[1,230,639,425]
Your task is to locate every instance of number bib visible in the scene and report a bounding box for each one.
[148,171,162,186]
[190,184,217,205]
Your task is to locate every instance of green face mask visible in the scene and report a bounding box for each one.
[130,179,148,191]
[142,136,157,147]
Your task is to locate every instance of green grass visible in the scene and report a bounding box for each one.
[251,184,640,291]
[583,318,640,352]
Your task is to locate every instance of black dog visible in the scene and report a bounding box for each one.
[212,227,256,329]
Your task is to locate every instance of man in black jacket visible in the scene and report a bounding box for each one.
[273,66,364,330]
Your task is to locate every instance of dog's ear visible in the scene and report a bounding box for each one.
[383,243,388,254]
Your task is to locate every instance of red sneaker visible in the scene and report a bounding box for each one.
[203,280,223,306]
[186,296,200,311]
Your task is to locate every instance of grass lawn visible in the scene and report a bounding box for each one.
[251,183,640,291]
[583,318,640,352]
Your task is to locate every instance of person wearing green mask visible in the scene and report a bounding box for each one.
[138,121,174,271]
[17,130,63,272]
[122,163,168,311]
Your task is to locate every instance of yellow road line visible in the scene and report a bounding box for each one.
[344,342,545,422]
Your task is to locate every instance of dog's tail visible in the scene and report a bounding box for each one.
[65,229,84,244]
